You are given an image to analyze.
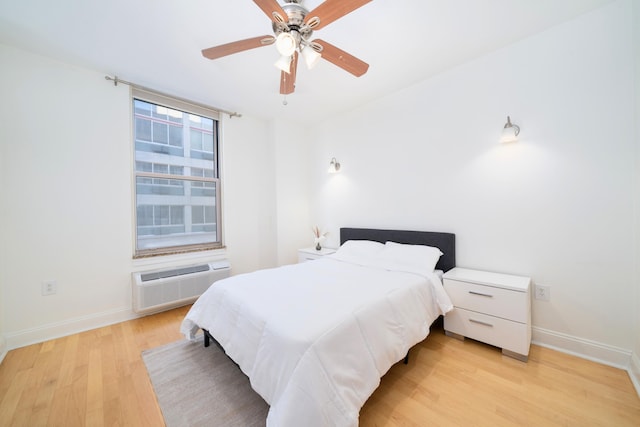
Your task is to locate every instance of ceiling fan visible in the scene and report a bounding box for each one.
[201,0,373,95]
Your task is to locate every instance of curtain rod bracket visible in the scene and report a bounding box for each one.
[105,75,120,86]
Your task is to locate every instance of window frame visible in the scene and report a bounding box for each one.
[131,87,223,258]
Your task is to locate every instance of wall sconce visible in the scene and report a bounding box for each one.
[328,157,341,174]
[500,116,520,143]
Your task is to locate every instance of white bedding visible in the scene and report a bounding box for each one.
[181,257,453,427]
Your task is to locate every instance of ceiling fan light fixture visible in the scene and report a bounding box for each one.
[274,54,293,73]
[301,45,321,69]
[200,0,374,96]
[275,32,297,56]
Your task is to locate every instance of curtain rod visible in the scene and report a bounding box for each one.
[104,75,242,119]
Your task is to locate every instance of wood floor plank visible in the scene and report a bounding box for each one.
[360,322,640,426]
[0,369,30,425]
[0,306,638,426]
[85,346,104,425]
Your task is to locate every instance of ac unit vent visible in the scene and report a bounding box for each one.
[132,260,231,314]
[140,264,210,282]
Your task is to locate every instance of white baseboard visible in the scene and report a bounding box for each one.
[3,308,141,352]
[0,335,7,365]
[630,351,640,397]
[532,326,631,370]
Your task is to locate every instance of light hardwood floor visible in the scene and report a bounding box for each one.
[0,306,638,426]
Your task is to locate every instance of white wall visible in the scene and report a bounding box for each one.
[309,0,636,367]
[0,43,278,350]
[631,0,640,394]
[0,44,134,347]
[0,99,5,360]
[221,115,278,273]
[219,116,311,270]
[272,119,312,265]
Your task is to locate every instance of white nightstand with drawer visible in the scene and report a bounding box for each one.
[298,247,336,263]
[443,267,531,361]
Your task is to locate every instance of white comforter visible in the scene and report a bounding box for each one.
[181,257,453,427]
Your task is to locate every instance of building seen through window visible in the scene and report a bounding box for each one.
[132,94,221,256]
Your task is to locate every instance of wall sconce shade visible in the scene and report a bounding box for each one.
[328,157,341,174]
[500,116,520,143]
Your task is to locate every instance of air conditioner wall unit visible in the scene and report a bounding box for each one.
[132,260,230,314]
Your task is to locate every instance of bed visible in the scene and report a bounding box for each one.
[181,227,455,427]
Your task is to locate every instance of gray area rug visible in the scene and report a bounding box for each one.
[142,336,269,427]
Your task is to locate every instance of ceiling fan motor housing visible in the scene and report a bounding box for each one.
[273,1,314,43]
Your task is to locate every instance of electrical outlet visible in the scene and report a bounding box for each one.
[42,280,57,296]
[534,284,550,301]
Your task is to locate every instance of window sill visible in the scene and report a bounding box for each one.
[132,246,227,271]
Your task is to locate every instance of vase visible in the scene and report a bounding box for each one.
[315,242,322,251]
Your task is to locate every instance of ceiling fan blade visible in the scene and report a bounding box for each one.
[280,52,298,95]
[202,35,275,60]
[304,0,372,30]
[313,39,369,77]
[253,0,288,23]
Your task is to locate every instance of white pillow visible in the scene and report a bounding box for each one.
[331,240,385,266]
[378,241,443,276]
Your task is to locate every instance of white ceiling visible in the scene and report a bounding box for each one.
[0,0,613,124]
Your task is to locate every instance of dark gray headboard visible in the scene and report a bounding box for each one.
[340,227,456,272]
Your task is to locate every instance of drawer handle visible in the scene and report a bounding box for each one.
[469,318,494,327]
[469,291,493,298]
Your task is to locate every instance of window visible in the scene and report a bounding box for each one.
[132,88,222,256]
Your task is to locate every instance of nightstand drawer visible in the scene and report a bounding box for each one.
[445,308,530,356]
[444,279,528,323]
[298,247,336,263]
[298,253,323,262]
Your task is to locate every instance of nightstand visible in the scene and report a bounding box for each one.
[298,247,336,263]
[443,267,531,361]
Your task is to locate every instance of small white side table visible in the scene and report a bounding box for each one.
[298,247,336,263]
